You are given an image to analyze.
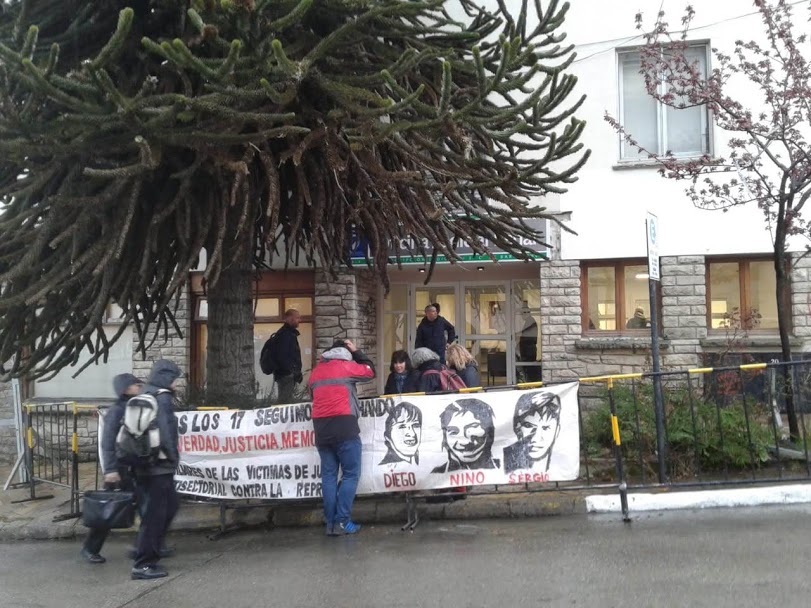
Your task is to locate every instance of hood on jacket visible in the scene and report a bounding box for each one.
[148,359,182,390]
[113,373,142,398]
[411,347,440,368]
[321,346,353,361]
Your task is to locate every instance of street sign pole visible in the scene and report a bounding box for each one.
[646,212,667,483]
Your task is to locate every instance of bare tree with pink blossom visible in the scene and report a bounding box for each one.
[606,0,811,439]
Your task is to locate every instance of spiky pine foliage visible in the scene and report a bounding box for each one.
[0,0,588,389]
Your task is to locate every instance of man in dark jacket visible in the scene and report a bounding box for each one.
[415,304,456,364]
[132,359,181,581]
[308,339,375,536]
[271,309,303,404]
[80,373,143,564]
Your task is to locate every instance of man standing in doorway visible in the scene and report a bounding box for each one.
[415,304,456,364]
[271,309,303,404]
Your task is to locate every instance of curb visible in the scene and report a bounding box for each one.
[0,491,589,542]
[586,484,811,513]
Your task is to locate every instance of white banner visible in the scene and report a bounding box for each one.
[169,382,580,500]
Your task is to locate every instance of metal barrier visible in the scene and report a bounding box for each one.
[579,360,811,491]
[13,402,100,522]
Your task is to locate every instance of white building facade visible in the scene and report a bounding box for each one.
[2,0,809,462]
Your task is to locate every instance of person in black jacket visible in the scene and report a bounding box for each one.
[80,373,143,564]
[407,347,446,393]
[131,359,181,581]
[383,350,412,395]
[271,309,303,403]
[415,304,456,364]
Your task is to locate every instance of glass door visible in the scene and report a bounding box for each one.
[463,283,510,386]
[512,280,542,383]
[413,285,457,359]
[414,285,457,333]
[382,279,542,389]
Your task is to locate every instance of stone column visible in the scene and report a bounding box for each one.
[314,269,379,397]
[790,253,811,347]
[660,255,706,369]
[539,260,587,383]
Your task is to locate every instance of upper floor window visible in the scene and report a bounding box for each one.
[707,259,780,331]
[582,260,657,334]
[617,44,710,160]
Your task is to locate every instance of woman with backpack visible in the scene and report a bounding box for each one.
[446,344,481,389]
[408,347,466,393]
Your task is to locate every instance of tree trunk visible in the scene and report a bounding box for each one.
[775,248,800,441]
[205,220,257,409]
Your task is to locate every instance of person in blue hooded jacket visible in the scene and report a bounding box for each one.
[80,373,143,564]
[131,359,181,581]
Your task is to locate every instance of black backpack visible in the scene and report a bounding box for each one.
[259,332,279,375]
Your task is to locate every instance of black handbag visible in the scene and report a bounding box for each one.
[82,490,136,529]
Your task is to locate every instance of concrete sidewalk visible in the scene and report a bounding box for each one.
[0,464,591,542]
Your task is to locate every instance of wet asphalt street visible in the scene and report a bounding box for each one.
[1,505,810,608]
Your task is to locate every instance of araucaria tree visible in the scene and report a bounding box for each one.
[606,0,810,440]
[0,0,588,404]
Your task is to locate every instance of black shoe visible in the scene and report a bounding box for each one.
[129,547,174,559]
[131,565,168,580]
[80,548,106,564]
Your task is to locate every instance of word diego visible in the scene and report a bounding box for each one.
[383,472,417,489]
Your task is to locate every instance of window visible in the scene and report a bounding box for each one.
[194,296,315,399]
[582,261,656,333]
[707,259,780,330]
[618,45,710,160]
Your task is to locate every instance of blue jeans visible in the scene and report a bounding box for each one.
[318,437,362,528]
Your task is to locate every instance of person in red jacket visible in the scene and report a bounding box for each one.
[308,339,375,535]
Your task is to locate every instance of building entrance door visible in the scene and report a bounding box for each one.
[381,279,541,391]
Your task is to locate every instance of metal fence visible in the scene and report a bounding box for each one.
[579,360,811,493]
[12,402,100,521]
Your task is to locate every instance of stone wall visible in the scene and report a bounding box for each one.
[132,284,192,396]
[790,253,811,348]
[540,255,708,394]
[540,251,811,402]
[0,381,18,464]
[0,425,18,464]
[314,269,379,398]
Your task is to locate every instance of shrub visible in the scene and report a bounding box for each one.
[583,384,774,478]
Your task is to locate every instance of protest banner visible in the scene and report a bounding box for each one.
[101,383,579,500]
[176,382,579,499]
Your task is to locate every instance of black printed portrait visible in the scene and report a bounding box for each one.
[379,402,423,465]
[503,391,562,473]
[432,399,499,473]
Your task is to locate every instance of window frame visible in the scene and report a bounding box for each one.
[616,42,712,162]
[189,271,316,391]
[705,256,788,334]
[581,259,661,335]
